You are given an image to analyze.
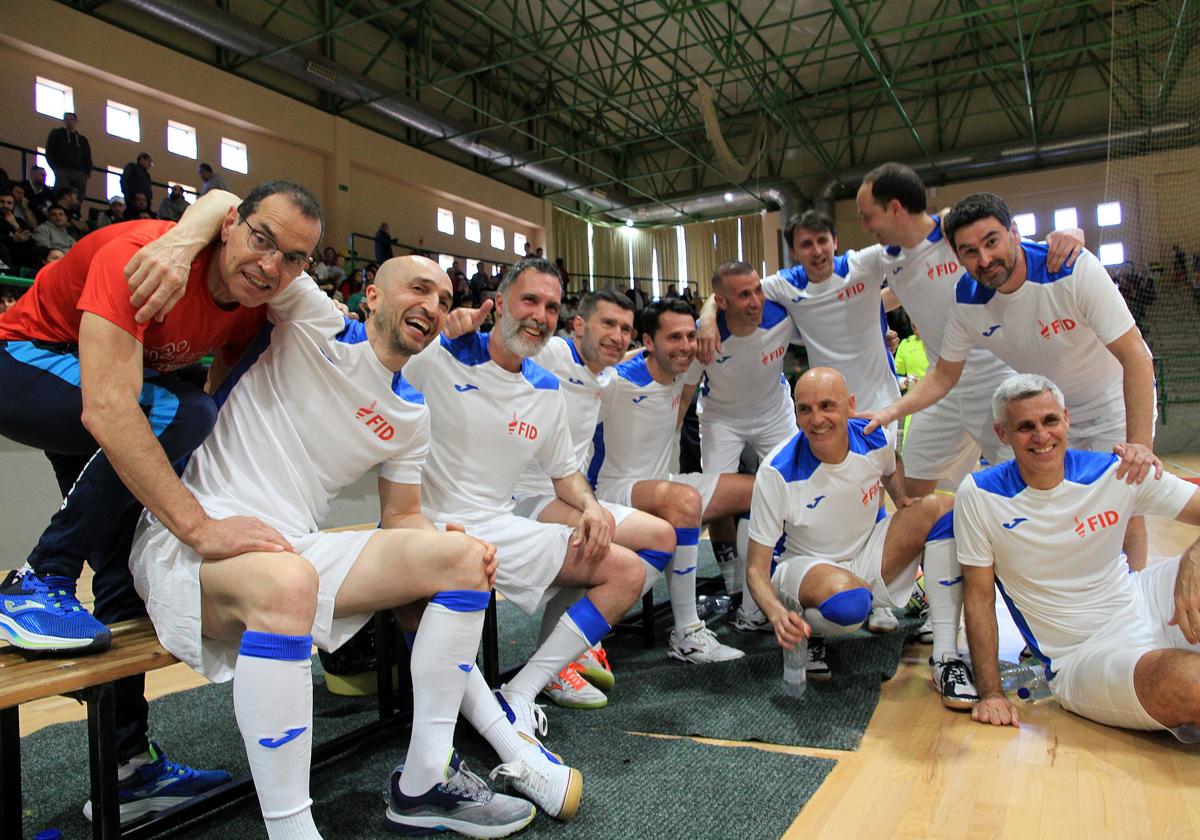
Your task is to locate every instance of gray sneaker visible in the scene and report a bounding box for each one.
[385,753,535,837]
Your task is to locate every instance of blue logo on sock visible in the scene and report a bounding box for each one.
[937,576,964,587]
[258,727,307,749]
[671,565,697,576]
[454,383,480,393]
[458,663,473,673]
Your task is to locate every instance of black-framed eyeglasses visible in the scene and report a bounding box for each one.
[241,218,314,276]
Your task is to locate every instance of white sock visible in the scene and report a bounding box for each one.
[924,517,963,662]
[504,597,609,700]
[670,527,702,630]
[399,592,488,796]
[459,667,526,762]
[233,631,322,840]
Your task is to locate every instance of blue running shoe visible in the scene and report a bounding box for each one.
[83,742,232,824]
[0,569,111,652]
[385,753,536,837]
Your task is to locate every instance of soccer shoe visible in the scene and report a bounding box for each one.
[929,655,980,710]
[0,569,111,652]
[83,742,232,824]
[667,621,745,664]
[806,637,832,681]
[386,754,536,838]
[731,606,772,633]
[494,686,555,756]
[491,739,583,821]
[543,663,608,710]
[574,644,614,692]
[912,612,933,645]
[866,606,899,634]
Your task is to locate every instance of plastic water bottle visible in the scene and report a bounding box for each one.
[696,594,731,620]
[782,637,808,698]
[1015,667,1053,704]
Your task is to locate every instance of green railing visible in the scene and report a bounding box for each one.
[1155,353,1200,424]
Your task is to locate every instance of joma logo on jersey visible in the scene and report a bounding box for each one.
[355,400,395,441]
[507,413,538,440]
[837,282,866,302]
[861,482,882,506]
[1039,318,1077,339]
[1074,510,1119,537]
[925,261,959,280]
[761,346,786,365]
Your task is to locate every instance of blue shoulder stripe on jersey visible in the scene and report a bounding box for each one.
[391,370,425,404]
[769,431,822,482]
[875,506,887,523]
[760,300,789,329]
[586,423,605,487]
[615,353,653,385]
[971,460,1026,498]
[955,273,996,305]
[1063,449,1117,485]
[715,311,732,342]
[885,244,901,257]
[927,215,944,243]
[927,510,954,541]
[335,317,368,344]
[1021,240,1077,285]
[565,337,584,366]
[995,576,1055,680]
[778,264,809,291]
[520,357,559,390]
[847,417,889,454]
[832,253,850,277]
[440,331,491,365]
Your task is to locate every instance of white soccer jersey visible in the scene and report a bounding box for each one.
[403,332,576,519]
[176,276,429,535]
[684,300,800,425]
[955,451,1195,667]
[749,419,896,560]
[513,336,610,497]
[763,251,901,410]
[867,218,1014,383]
[589,353,685,487]
[941,244,1140,423]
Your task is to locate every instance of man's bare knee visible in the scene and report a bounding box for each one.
[434,533,490,592]
[246,555,319,635]
[799,565,867,607]
[667,486,703,527]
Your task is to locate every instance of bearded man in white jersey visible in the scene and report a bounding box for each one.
[957,374,1200,736]
[744,368,971,704]
[404,258,645,815]
[680,261,802,632]
[129,256,548,839]
[590,298,753,664]
[861,191,1160,571]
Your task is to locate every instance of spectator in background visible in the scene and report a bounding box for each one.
[95,195,126,228]
[0,192,40,270]
[123,192,155,221]
[9,183,37,229]
[345,269,366,315]
[0,290,16,312]
[0,169,11,193]
[44,111,93,200]
[120,153,154,209]
[469,261,489,306]
[32,205,76,253]
[374,222,393,264]
[195,163,227,197]
[44,247,66,264]
[22,166,54,223]
[157,185,189,222]
[314,246,346,292]
[535,246,544,259]
[555,257,571,294]
[54,187,89,239]
[522,241,532,258]
[1116,262,1156,337]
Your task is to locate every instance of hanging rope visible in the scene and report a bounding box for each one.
[694,80,769,183]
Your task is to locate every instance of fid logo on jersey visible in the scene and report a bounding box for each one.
[507,412,538,440]
[837,282,866,302]
[761,346,786,366]
[1073,510,1120,537]
[1038,318,1077,340]
[925,260,959,280]
[860,481,882,506]
[355,400,395,441]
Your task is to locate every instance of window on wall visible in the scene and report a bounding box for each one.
[106,167,121,199]
[220,138,248,174]
[105,101,140,142]
[1096,202,1122,227]
[490,224,505,250]
[1012,213,1037,238]
[34,78,73,119]
[513,232,527,256]
[438,254,454,272]
[437,208,455,236]
[464,217,481,243]
[1098,242,1125,266]
[467,259,480,276]
[36,148,55,188]
[1053,207,1078,230]
[167,121,197,159]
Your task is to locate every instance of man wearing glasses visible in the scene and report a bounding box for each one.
[0,181,322,824]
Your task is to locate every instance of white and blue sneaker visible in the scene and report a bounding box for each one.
[386,753,536,837]
[493,687,554,755]
[491,739,583,821]
[0,569,111,652]
[83,742,232,824]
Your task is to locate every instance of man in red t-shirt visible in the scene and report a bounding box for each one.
[0,181,323,823]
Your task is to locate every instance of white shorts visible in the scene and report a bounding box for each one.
[595,471,721,513]
[768,516,914,610]
[699,408,796,475]
[1049,558,1188,731]
[431,511,572,615]
[904,376,1013,483]
[130,516,376,683]
[1067,412,1128,454]
[511,494,637,528]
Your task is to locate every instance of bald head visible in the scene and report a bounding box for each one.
[376,255,452,297]
[794,367,850,404]
[367,255,454,360]
[793,367,855,452]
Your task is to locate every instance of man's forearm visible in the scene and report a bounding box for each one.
[172,189,240,245]
[553,471,599,513]
[1121,352,1157,446]
[963,584,1003,697]
[746,540,783,620]
[382,511,438,531]
[885,359,960,421]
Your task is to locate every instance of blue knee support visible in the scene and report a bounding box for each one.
[818,588,873,627]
